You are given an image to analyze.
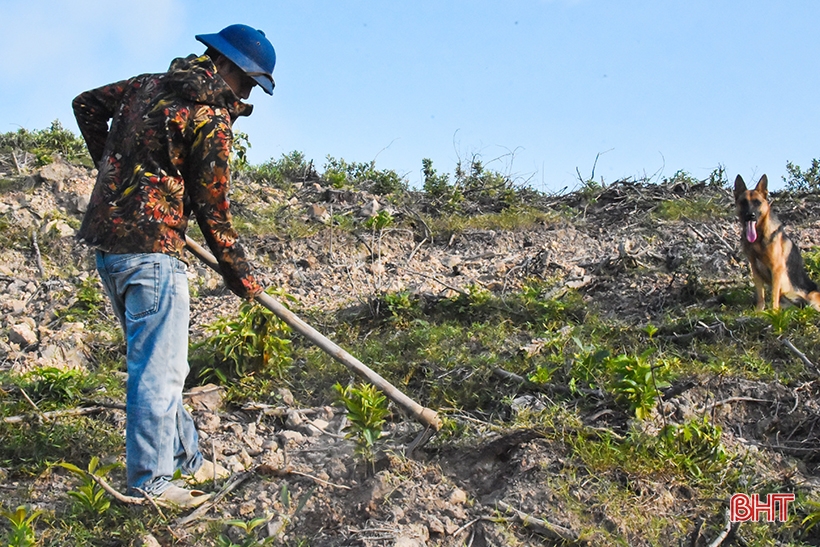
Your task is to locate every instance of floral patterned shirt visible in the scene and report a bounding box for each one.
[73,54,262,299]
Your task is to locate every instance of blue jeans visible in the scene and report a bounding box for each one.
[96,251,203,495]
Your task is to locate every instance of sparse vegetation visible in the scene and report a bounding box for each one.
[2,124,820,545]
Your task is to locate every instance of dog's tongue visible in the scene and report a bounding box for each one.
[746,221,758,243]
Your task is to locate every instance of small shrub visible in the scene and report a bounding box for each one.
[422,158,462,207]
[56,456,121,516]
[0,120,91,167]
[608,350,670,420]
[657,416,727,478]
[0,504,43,547]
[246,151,318,188]
[334,382,390,468]
[24,367,87,405]
[55,276,106,324]
[323,156,406,194]
[192,290,294,383]
[783,158,820,193]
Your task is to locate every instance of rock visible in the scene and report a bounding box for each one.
[326,457,348,480]
[185,384,225,411]
[43,219,75,238]
[195,412,222,434]
[277,387,295,406]
[285,410,304,428]
[6,299,26,316]
[38,160,74,187]
[309,418,330,432]
[297,255,319,269]
[307,203,330,222]
[395,523,429,547]
[75,194,90,214]
[9,321,38,347]
[440,255,462,270]
[278,430,305,445]
[448,487,468,505]
[133,534,162,547]
[426,515,445,535]
[359,198,380,217]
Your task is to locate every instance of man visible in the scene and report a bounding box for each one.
[73,24,275,508]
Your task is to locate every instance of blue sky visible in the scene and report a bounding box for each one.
[2,1,819,193]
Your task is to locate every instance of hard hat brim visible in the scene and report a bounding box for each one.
[196,32,275,95]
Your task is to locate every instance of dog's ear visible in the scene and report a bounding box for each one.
[734,175,747,200]
[755,174,769,197]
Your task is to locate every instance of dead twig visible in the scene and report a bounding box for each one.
[661,321,724,344]
[88,474,145,505]
[175,470,254,527]
[701,397,773,413]
[3,405,108,424]
[406,237,427,264]
[19,387,47,421]
[496,501,585,544]
[705,508,733,547]
[31,227,45,278]
[492,367,604,399]
[396,265,470,297]
[781,336,820,375]
[288,470,351,490]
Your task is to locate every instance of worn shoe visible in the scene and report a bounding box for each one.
[188,459,231,484]
[154,485,211,509]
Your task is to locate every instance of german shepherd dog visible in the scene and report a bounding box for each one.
[734,174,820,311]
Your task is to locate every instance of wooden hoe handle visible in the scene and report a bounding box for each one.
[185,236,442,431]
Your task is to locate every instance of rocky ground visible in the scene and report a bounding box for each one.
[3,159,820,546]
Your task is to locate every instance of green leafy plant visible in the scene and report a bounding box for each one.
[218,483,315,546]
[0,120,91,167]
[762,306,801,335]
[1,505,43,547]
[245,150,318,188]
[231,130,252,172]
[194,289,294,383]
[802,499,820,532]
[568,336,610,389]
[56,276,105,323]
[217,516,274,547]
[381,290,418,325]
[56,456,122,515]
[23,367,87,405]
[528,364,558,385]
[364,209,394,263]
[783,158,820,193]
[422,157,462,208]
[657,416,727,477]
[334,382,390,468]
[608,349,670,420]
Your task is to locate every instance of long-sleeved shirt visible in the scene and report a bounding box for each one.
[73,54,262,299]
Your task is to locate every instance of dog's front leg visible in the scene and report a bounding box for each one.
[770,266,784,310]
[753,275,766,310]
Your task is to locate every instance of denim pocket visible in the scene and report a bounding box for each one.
[117,260,161,320]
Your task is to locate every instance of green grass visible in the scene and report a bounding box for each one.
[650,196,732,222]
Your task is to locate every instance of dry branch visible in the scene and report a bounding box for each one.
[705,508,733,547]
[3,405,107,423]
[781,337,819,375]
[496,501,585,544]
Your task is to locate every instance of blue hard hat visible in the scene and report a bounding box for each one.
[196,24,276,95]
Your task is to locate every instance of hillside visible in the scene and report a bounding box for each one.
[2,137,820,546]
